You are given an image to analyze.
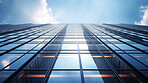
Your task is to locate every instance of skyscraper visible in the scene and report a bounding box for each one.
[0,24,147,83]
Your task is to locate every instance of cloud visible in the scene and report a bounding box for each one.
[0,0,2,3]
[32,0,60,24]
[2,60,9,69]
[135,6,148,25]
[3,0,61,24]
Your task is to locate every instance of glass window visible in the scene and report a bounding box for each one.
[131,44,148,50]
[0,44,20,50]
[64,39,77,41]
[62,44,77,50]
[34,44,45,50]
[53,54,80,69]
[107,44,119,50]
[16,70,46,82]
[0,39,6,42]
[8,54,34,69]
[80,54,98,69]
[115,44,135,50]
[16,44,38,50]
[0,51,5,53]
[84,71,104,83]
[48,71,81,83]
[130,54,148,66]
[0,54,23,69]
[106,39,119,42]
[120,39,130,41]
[60,51,78,53]
[0,71,15,83]
[78,39,86,41]
[79,44,88,50]
[119,54,147,69]
[29,50,38,53]
[6,39,18,42]
[9,51,28,54]
[32,39,45,42]
[125,51,142,54]
[19,39,31,42]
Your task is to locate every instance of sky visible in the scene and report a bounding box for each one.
[0,0,148,25]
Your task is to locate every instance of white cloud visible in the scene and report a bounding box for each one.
[2,60,9,69]
[5,0,61,24]
[135,6,148,25]
[32,0,60,24]
[0,0,2,3]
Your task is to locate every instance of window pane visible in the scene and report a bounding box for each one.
[0,54,23,69]
[84,71,104,83]
[0,44,20,50]
[48,71,81,83]
[53,54,80,69]
[80,54,98,69]
[0,71,15,83]
[62,44,77,50]
[16,44,38,50]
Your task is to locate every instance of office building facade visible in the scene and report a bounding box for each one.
[0,24,148,83]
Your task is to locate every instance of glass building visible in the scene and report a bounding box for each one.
[0,24,148,83]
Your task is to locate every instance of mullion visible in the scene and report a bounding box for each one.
[75,25,85,83]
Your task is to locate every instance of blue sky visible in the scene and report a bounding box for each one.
[0,0,148,25]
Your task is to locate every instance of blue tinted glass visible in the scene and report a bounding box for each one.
[106,39,119,41]
[0,39,6,42]
[107,44,119,50]
[79,44,89,50]
[7,39,18,42]
[33,44,45,50]
[120,54,147,69]
[0,44,20,50]
[131,44,148,50]
[9,51,28,53]
[130,54,148,66]
[115,44,135,50]
[29,51,38,53]
[19,39,31,41]
[48,71,81,83]
[80,54,98,69]
[8,54,34,69]
[84,71,104,83]
[32,39,45,42]
[120,39,131,41]
[0,51,5,53]
[60,51,78,53]
[64,39,77,41]
[0,54,23,69]
[16,44,38,50]
[53,54,80,69]
[62,44,77,50]
[0,71,15,83]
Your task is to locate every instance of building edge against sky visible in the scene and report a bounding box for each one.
[0,23,147,83]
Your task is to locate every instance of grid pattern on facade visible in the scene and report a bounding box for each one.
[0,24,147,83]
